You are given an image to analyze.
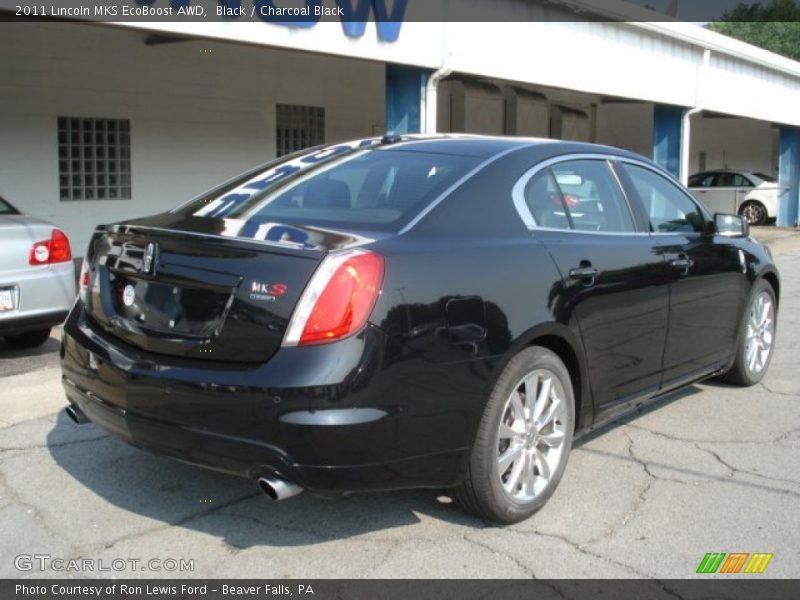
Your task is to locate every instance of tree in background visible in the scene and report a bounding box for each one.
[708,0,800,61]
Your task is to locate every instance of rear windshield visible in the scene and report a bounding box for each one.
[176,145,480,232]
[0,197,19,215]
[754,172,777,183]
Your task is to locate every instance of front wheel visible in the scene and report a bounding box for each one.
[451,346,574,524]
[721,279,776,386]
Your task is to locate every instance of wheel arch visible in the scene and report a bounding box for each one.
[498,323,593,435]
[760,269,780,306]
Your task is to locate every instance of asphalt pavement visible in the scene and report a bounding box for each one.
[1,227,798,581]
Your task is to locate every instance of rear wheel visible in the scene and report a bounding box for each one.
[451,346,574,524]
[3,328,51,349]
[722,280,776,386]
[739,201,768,226]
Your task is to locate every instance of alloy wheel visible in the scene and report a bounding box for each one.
[742,203,766,226]
[496,369,568,503]
[745,291,775,376]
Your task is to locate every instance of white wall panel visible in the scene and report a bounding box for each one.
[0,22,385,254]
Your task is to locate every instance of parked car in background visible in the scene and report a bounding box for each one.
[61,136,779,524]
[0,196,76,348]
[688,169,779,226]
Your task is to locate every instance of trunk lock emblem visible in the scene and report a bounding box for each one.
[122,285,136,307]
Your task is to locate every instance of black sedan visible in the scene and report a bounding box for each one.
[61,136,779,524]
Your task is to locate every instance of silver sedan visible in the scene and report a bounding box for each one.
[0,197,76,348]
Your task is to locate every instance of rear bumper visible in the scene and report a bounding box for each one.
[60,304,469,493]
[0,309,69,336]
[0,261,75,331]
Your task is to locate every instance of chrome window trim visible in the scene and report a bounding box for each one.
[511,153,711,237]
[398,144,526,235]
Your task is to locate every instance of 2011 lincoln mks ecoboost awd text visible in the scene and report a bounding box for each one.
[61,136,779,523]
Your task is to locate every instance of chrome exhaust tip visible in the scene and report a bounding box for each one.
[65,404,89,424]
[257,475,303,501]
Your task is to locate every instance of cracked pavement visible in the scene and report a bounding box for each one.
[1,230,798,580]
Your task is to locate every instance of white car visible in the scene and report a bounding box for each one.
[0,196,76,348]
[688,170,779,226]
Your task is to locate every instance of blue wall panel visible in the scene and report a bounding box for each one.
[653,105,684,178]
[386,64,428,134]
[778,127,800,227]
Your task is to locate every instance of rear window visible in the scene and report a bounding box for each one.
[177,145,480,232]
[754,172,777,183]
[0,197,19,215]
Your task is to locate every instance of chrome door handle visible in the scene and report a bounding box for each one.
[569,266,601,279]
[669,258,694,270]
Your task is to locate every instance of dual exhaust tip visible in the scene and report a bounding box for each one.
[65,406,302,501]
[257,475,303,501]
[65,404,89,425]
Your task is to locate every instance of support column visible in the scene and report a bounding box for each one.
[778,127,800,227]
[385,64,429,135]
[653,105,684,179]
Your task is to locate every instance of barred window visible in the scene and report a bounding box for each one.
[276,104,325,157]
[58,117,131,201]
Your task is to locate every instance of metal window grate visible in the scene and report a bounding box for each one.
[276,104,325,157]
[58,117,131,201]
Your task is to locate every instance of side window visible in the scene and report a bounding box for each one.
[689,173,715,188]
[734,174,754,188]
[550,160,636,233]
[524,169,571,230]
[621,164,706,233]
[716,173,733,187]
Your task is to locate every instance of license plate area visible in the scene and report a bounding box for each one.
[109,274,231,339]
[0,287,18,312]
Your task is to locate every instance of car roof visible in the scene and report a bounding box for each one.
[692,169,754,176]
[373,134,652,163]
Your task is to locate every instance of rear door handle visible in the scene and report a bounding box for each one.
[669,257,694,271]
[569,266,601,280]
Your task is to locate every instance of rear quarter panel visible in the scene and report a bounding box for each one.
[0,217,76,318]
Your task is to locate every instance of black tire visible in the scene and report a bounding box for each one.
[3,328,52,349]
[739,201,768,226]
[451,346,575,524]
[721,279,777,387]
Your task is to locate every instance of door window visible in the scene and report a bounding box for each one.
[621,164,706,233]
[715,172,751,188]
[688,173,716,188]
[523,160,636,233]
[523,169,572,230]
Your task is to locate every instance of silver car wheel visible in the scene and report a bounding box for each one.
[496,369,567,503]
[745,291,775,376]
[741,202,766,226]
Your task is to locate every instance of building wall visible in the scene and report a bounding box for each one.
[0,22,385,254]
[689,116,779,176]
[111,14,800,128]
[595,103,654,157]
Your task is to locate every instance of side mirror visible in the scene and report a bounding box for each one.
[714,213,749,238]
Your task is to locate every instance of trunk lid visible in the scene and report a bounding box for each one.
[0,215,57,273]
[83,213,373,363]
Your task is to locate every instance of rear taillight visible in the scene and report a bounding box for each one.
[78,258,91,304]
[283,250,384,347]
[29,229,72,265]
